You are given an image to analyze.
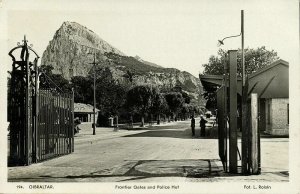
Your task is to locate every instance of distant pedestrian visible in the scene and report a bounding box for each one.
[200,115,207,137]
[74,117,81,134]
[191,116,195,137]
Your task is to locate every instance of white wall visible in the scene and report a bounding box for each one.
[265,98,289,135]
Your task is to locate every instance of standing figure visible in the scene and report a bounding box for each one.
[200,115,207,137]
[191,116,195,137]
[74,117,81,134]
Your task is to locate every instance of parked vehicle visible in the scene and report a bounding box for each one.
[205,111,212,118]
[205,115,216,129]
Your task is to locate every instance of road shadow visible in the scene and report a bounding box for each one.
[123,128,218,139]
[121,123,189,130]
[123,129,193,139]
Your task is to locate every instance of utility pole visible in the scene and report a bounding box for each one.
[91,52,97,135]
[78,44,100,136]
[241,10,245,85]
[241,10,249,174]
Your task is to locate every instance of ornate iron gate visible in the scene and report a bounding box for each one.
[8,36,74,166]
[37,90,74,162]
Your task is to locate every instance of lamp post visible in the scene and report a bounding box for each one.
[240,10,248,174]
[218,10,245,173]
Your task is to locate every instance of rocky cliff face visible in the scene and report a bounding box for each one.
[41,21,204,104]
[41,21,124,79]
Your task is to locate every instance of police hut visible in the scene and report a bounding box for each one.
[200,50,289,175]
[74,103,99,124]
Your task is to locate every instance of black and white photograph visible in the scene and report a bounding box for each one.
[0,0,299,193]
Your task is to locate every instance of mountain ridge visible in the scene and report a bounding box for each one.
[41,21,204,104]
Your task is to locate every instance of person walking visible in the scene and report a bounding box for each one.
[191,116,195,137]
[200,115,207,137]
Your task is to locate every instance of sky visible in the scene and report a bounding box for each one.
[1,0,299,77]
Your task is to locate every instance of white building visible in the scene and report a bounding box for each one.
[74,103,99,124]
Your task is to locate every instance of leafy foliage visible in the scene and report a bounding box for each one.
[165,92,184,116]
[150,92,169,115]
[202,46,279,75]
[181,91,191,104]
[126,84,159,116]
[89,66,127,116]
[71,76,92,104]
[201,46,279,110]
[125,84,163,126]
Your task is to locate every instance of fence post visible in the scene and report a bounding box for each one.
[251,93,259,174]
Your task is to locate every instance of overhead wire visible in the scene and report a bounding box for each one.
[39,69,64,93]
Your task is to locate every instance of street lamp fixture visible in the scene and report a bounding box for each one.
[218,10,244,85]
[217,33,241,47]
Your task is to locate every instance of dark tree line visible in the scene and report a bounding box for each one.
[38,65,201,127]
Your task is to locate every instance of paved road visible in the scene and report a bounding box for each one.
[8,119,288,182]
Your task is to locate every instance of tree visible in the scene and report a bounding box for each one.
[88,66,127,126]
[180,103,190,120]
[125,84,159,127]
[201,46,280,110]
[165,92,184,121]
[71,76,93,103]
[202,46,279,75]
[150,92,168,124]
[181,91,191,104]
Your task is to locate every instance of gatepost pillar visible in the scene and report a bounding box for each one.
[228,50,238,173]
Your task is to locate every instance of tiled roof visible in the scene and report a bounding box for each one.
[200,59,289,98]
[74,103,99,113]
[248,59,288,79]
